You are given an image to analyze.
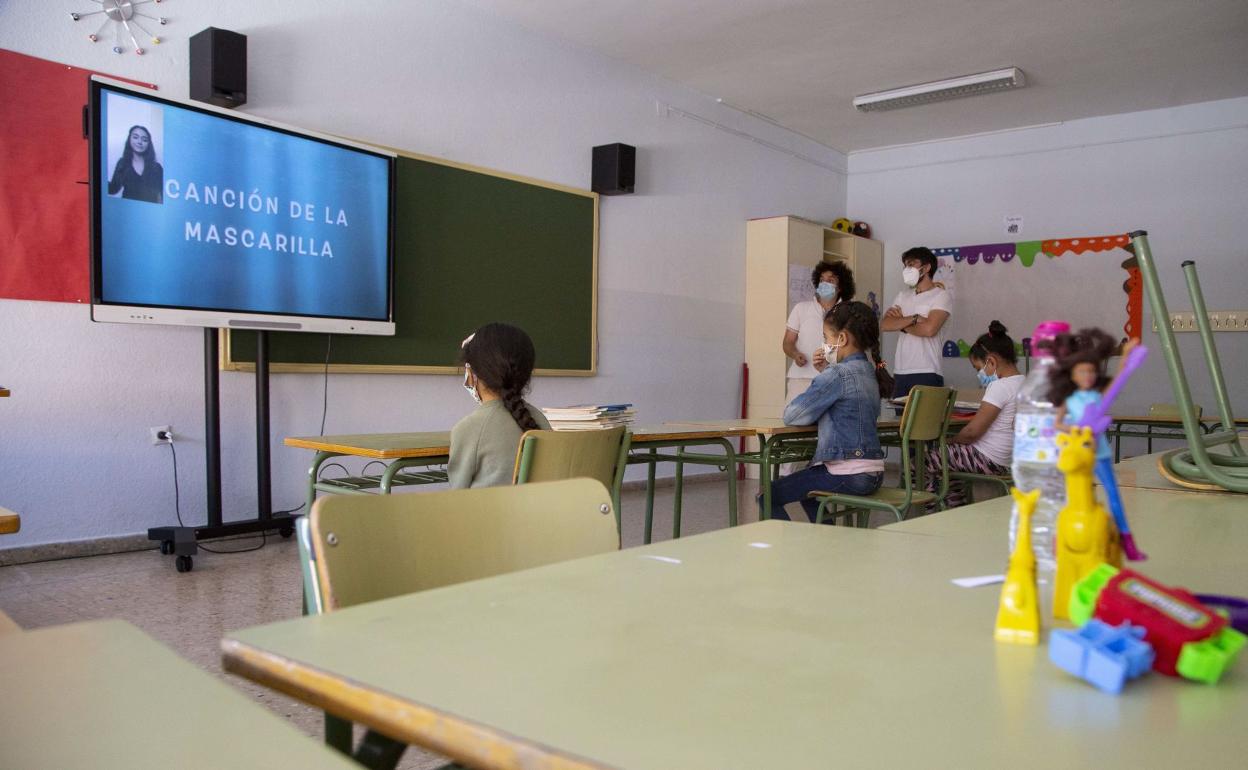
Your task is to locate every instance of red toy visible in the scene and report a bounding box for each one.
[1070,564,1239,679]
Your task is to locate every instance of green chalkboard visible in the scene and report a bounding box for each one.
[224,153,598,375]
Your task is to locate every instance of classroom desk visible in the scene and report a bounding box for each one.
[1,619,356,769]
[286,431,453,510]
[0,607,21,635]
[223,517,1248,770]
[625,425,758,543]
[288,426,762,542]
[669,414,971,521]
[880,486,1248,586]
[1109,414,1248,462]
[0,387,9,397]
[0,507,19,535]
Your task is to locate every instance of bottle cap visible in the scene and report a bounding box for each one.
[1032,320,1070,343]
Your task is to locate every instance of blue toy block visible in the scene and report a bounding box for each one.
[1050,620,1155,694]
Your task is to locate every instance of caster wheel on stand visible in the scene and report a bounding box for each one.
[160,540,174,555]
[175,555,193,573]
[280,527,294,539]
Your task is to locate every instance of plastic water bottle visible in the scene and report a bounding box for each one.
[1010,320,1070,612]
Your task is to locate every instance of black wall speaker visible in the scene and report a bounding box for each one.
[190,28,247,108]
[592,143,635,195]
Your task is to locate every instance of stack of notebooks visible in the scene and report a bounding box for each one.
[542,404,635,431]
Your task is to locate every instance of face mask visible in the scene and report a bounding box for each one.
[463,365,481,405]
[815,282,837,301]
[822,342,838,366]
[902,266,922,287]
[976,361,998,387]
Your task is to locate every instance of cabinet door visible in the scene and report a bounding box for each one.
[853,239,885,318]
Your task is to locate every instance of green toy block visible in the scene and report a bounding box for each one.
[1176,627,1247,684]
[1069,563,1121,626]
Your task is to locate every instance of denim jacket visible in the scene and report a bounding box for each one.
[782,352,884,463]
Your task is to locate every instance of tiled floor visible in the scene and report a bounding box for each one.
[4,477,886,768]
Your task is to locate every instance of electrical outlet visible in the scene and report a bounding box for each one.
[150,425,172,444]
[1152,310,1248,333]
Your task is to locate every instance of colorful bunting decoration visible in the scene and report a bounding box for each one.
[929,233,1139,355]
[1015,241,1043,267]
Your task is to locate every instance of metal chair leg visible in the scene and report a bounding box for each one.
[325,713,353,755]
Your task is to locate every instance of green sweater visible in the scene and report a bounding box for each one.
[447,399,551,489]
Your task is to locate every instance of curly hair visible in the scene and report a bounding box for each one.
[460,323,540,431]
[1046,327,1117,406]
[809,260,856,302]
[825,301,893,398]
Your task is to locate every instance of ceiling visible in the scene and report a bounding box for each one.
[461,0,1248,152]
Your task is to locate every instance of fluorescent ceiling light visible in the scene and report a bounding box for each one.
[854,67,1025,112]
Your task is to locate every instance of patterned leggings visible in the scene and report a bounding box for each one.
[924,443,1009,508]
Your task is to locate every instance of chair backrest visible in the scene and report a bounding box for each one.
[296,516,324,615]
[308,478,619,611]
[899,385,956,443]
[1149,402,1202,419]
[512,426,628,489]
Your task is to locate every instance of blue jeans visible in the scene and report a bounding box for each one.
[893,372,944,399]
[764,465,884,522]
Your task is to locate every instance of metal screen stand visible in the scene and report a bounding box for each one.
[147,329,297,572]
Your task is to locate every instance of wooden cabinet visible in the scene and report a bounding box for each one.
[745,216,884,420]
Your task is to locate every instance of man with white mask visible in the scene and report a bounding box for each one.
[881,246,952,399]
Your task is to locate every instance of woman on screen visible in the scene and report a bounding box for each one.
[108,125,163,203]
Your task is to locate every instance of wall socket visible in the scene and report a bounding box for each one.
[150,425,172,444]
[1152,310,1248,333]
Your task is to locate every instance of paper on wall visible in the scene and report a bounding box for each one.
[788,264,811,311]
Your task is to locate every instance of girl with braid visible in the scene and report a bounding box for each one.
[448,323,550,488]
[767,301,894,522]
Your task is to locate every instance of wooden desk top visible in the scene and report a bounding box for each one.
[629,425,757,441]
[665,414,970,435]
[1113,414,1247,427]
[0,387,9,397]
[286,426,763,459]
[1,620,355,769]
[0,607,21,635]
[285,431,452,459]
[663,418,816,436]
[224,517,1248,770]
[0,509,19,535]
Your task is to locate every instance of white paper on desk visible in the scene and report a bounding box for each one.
[951,574,1004,588]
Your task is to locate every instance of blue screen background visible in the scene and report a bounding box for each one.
[98,88,391,321]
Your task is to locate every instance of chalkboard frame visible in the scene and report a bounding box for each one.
[221,145,599,377]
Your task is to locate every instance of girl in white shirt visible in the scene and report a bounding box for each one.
[924,320,1023,508]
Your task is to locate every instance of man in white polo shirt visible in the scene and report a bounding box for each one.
[881,246,953,398]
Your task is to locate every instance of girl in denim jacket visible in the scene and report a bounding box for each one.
[766,301,894,522]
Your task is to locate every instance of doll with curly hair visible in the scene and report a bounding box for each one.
[1048,328,1146,561]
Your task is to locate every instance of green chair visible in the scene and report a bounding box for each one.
[299,478,618,767]
[808,386,956,526]
[1132,231,1248,492]
[946,471,1012,505]
[513,426,630,535]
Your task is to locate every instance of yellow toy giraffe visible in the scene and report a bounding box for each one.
[995,487,1041,645]
[1053,426,1122,620]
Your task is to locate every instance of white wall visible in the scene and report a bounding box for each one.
[849,98,1248,414]
[0,0,846,547]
